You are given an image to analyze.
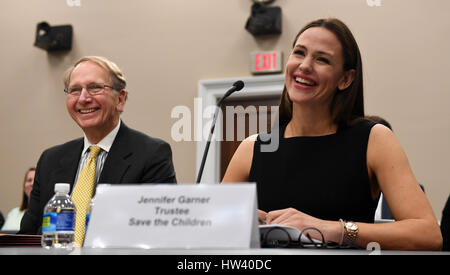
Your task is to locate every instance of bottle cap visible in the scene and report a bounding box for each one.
[54,183,70,194]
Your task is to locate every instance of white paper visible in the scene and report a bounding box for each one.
[84,184,259,249]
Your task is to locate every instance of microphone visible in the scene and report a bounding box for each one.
[217,80,244,105]
[196,80,245,184]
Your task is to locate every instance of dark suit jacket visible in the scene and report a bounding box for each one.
[20,122,176,234]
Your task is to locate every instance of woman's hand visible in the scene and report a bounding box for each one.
[258,210,268,224]
[265,208,318,229]
[264,208,342,243]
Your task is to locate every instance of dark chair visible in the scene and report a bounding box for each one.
[441,194,449,251]
[381,184,425,220]
[0,211,4,229]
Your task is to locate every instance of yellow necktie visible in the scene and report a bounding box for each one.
[72,145,102,246]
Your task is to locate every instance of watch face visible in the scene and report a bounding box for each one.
[347,222,358,231]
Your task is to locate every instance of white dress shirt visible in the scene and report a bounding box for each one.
[72,120,121,193]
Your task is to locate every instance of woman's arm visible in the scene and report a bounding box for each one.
[264,124,442,250]
[358,124,442,250]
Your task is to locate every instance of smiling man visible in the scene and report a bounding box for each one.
[20,56,177,241]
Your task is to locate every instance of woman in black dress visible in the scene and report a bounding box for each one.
[222,18,442,251]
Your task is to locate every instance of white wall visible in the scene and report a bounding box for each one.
[0,0,448,220]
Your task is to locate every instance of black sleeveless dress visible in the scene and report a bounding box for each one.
[249,120,379,223]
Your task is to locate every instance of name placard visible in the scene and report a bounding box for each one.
[84,184,259,249]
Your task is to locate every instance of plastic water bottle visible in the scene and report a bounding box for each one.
[85,197,95,234]
[41,183,76,249]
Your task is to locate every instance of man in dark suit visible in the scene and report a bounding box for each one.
[20,56,176,235]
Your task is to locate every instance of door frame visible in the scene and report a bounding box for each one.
[196,74,284,184]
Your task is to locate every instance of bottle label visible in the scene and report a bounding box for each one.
[42,212,75,232]
[85,213,91,232]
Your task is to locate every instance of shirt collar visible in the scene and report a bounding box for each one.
[82,120,121,155]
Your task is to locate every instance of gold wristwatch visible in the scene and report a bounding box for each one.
[340,219,359,246]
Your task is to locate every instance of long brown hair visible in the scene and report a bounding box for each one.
[279,18,364,128]
[19,167,35,211]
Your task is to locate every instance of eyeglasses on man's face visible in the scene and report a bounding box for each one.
[64,83,114,96]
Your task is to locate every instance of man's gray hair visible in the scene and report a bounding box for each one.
[63,56,127,100]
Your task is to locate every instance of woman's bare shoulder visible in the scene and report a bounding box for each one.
[221,134,258,183]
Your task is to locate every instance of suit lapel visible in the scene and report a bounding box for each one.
[99,122,132,184]
[54,139,84,190]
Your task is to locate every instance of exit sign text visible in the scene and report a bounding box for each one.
[250,51,283,74]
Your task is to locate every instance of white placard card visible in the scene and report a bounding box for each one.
[84,184,259,249]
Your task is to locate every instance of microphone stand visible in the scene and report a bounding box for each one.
[196,81,244,184]
[195,105,221,184]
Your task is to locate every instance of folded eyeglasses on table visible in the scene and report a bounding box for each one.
[259,225,347,249]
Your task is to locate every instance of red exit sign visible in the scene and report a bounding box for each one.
[250,51,283,74]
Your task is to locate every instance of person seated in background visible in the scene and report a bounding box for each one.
[1,168,35,232]
[441,194,450,251]
[20,56,177,247]
[222,18,442,250]
[0,211,4,230]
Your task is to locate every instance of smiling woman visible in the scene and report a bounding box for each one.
[285,27,356,129]
[222,18,442,251]
[280,19,363,130]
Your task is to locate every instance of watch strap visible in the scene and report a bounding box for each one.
[339,219,359,247]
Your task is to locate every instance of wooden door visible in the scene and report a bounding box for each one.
[220,95,280,180]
